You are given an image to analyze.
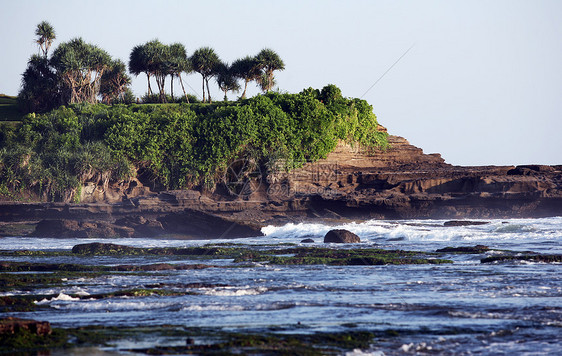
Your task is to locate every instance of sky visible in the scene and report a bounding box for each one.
[1,0,561,166]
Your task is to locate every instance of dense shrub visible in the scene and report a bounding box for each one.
[0,85,387,201]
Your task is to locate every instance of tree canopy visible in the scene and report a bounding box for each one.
[255,48,285,92]
[190,47,222,103]
[20,21,290,110]
[35,21,56,57]
[50,38,112,104]
[231,56,261,99]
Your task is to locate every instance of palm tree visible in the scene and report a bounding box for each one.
[190,47,221,103]
[216,62,241,101]
[100,59,132,104]
[231,56,261,99]
[35,21,56,57]
[129,43,153,95]
[18,54,60,112]
[168,43,191,102]
[50,38,112,104]
[145,40,170,103]
[255,48,285,92]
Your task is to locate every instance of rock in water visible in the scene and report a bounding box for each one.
[324,229,360,243]
[301,238,315,243]
[443,220,489,227]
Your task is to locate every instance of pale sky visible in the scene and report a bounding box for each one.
[1,0,561,166]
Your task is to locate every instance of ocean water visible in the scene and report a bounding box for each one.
[2,217,561,355]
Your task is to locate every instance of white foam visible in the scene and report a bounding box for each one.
[201,286,268,296]
[1,217,560,250]
[346,349,385,356]
[56,299,175,311]
[35,293,79,304]
[261,217,562,244]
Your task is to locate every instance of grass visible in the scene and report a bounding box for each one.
[0,94,23,122]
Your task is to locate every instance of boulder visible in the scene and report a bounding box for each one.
[300,238,315,243]
[324,229,360,243]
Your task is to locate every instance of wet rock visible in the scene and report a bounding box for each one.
[115,263,213,271]
[301,238,315,243]
[324,229,360,243]
[0,317,51,336]
[443,220,489,227]
[72,242,137,255]
[436,245,490,253]
[481,254,562,263]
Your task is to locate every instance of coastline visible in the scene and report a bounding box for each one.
[1,135,561,239]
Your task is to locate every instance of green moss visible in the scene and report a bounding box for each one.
[234,247,452,266]
[0,295,40,312]
[0,327,68,353]
[0,273,64,292]
[69,243,453,266]
[86,288,184,299]
[118,328,378,355]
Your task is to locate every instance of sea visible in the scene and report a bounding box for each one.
[1,217,561,355]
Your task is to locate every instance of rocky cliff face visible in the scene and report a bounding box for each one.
[1,134,560,238]
[264,135,561,220]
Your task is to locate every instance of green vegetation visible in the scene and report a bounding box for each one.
[5,22,387,202]
[0,85,387,201]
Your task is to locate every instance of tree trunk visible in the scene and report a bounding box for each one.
[170,76,174,101]
[241,79,249,99]
[201,76,206,103]
[155,73,166,103]
[146,73,152,95]
[178,74,189,103]
[206,78,212,104]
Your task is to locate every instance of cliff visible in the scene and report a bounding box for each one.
[1,134,561,238]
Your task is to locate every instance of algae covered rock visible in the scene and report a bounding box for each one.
[436,245,490,253]
[443,220,489,227]
[0,317,51,336]
[324,229,360,243]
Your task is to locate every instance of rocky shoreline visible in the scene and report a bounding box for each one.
[1,135,560,239]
